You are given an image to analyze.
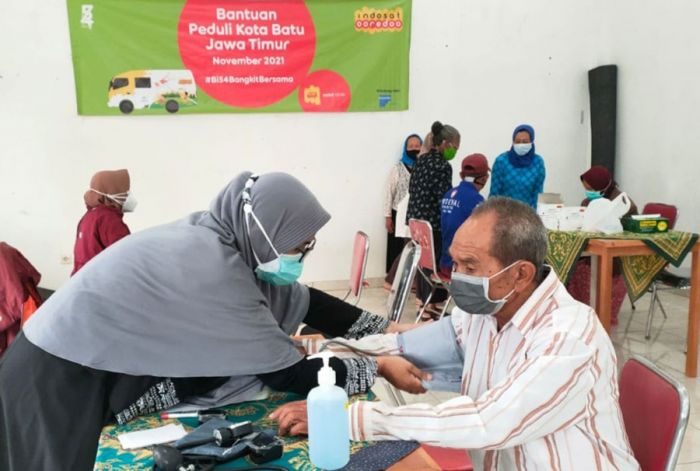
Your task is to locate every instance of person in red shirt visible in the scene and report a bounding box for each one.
[0,242,42,356]
[72,169,136,275]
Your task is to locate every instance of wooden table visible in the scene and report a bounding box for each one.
[586,238,700,377]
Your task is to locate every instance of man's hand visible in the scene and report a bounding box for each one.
[377,356,431,394]
[385,321,430,334]
[269,400,309,436]
[385,216,394,233]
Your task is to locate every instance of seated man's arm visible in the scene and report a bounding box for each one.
[349,332,595,449]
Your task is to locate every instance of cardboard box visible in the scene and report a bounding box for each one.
[621,217,670,233]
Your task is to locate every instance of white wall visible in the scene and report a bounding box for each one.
[1,0,666,290]
[604,1,700,237]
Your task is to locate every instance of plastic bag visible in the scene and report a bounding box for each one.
[581,192,631,234]
[394,195,410,238]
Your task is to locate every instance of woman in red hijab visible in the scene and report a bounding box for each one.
[567,165,638,325]
[580,165,638,214]
[72,169,136,275]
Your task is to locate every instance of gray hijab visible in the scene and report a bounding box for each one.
[24,172,331,378]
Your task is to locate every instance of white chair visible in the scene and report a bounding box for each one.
[386,241,421,323]
[342,231,370,306]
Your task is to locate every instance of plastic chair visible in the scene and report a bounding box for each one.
[386,241,421,323]
[619,355,690,471]
[643,203,678,229]
[408,219,452,323]
[381,242,424,408]
[634,203,690,339]
[343,231,370,306]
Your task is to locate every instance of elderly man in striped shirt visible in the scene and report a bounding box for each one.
[273,197,639,470]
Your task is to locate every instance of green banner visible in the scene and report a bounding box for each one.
[67,0,411,115]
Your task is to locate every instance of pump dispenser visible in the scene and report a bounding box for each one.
[307,351,350,470]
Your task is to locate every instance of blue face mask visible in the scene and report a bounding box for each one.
[585,189,604,201]
[243,183,307,286]
[255,253,304,286]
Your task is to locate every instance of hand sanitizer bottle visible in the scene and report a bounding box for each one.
[307,351,350,470]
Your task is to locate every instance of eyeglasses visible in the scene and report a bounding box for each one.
[298,239,316,262]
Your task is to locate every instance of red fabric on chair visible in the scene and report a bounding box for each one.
[437,266,452,282]
[421,445,473,471]
[642,203,678,230]
[409,219,452,320]
[409,219,437,272]
[21,290,40,326]
[619,357,686,471]
[348,232,369,297]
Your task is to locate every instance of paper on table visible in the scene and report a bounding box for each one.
[118,423,187,450]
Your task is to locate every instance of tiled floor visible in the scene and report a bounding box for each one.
[322,284,700,469]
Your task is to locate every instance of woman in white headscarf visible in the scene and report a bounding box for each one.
[0,172,418,471]
[384,133,422,282]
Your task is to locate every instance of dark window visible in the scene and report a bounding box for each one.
[135,77,151,88]
[111,77,129,89]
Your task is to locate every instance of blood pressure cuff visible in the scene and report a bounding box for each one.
[175,419,250,462]
[397,318,464,392]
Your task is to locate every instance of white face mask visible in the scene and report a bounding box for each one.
[90,189,137,212]
[120,192,138,212]
[513,143,532,156]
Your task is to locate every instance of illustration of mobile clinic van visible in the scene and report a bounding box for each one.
[108,70,197,114]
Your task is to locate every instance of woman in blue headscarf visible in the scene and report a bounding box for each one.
[384,133,422,279]
[489,124,546,209]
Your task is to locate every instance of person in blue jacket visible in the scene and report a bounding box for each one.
[440,153,490,273]
[489,124,545,209]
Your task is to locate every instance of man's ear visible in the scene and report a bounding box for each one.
[513,261,537,291]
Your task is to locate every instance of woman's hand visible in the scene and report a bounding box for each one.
[377,356,431,394]
[385,216,394,233]
[270,400,309,436]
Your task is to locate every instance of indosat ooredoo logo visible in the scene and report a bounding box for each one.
[354,7,404,34]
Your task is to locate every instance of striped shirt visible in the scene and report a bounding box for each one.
[347,269,640,470]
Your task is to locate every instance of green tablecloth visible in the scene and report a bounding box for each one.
[546,230,698,302]
[94,391,373,471]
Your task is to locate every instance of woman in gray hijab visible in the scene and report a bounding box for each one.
[0,172,411,471]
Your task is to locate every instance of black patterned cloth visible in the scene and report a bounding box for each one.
[344,311,389,340]
[343,356,378,396]
[406,150,453,229]
[115,379,179,425]
[340,440,421,471]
